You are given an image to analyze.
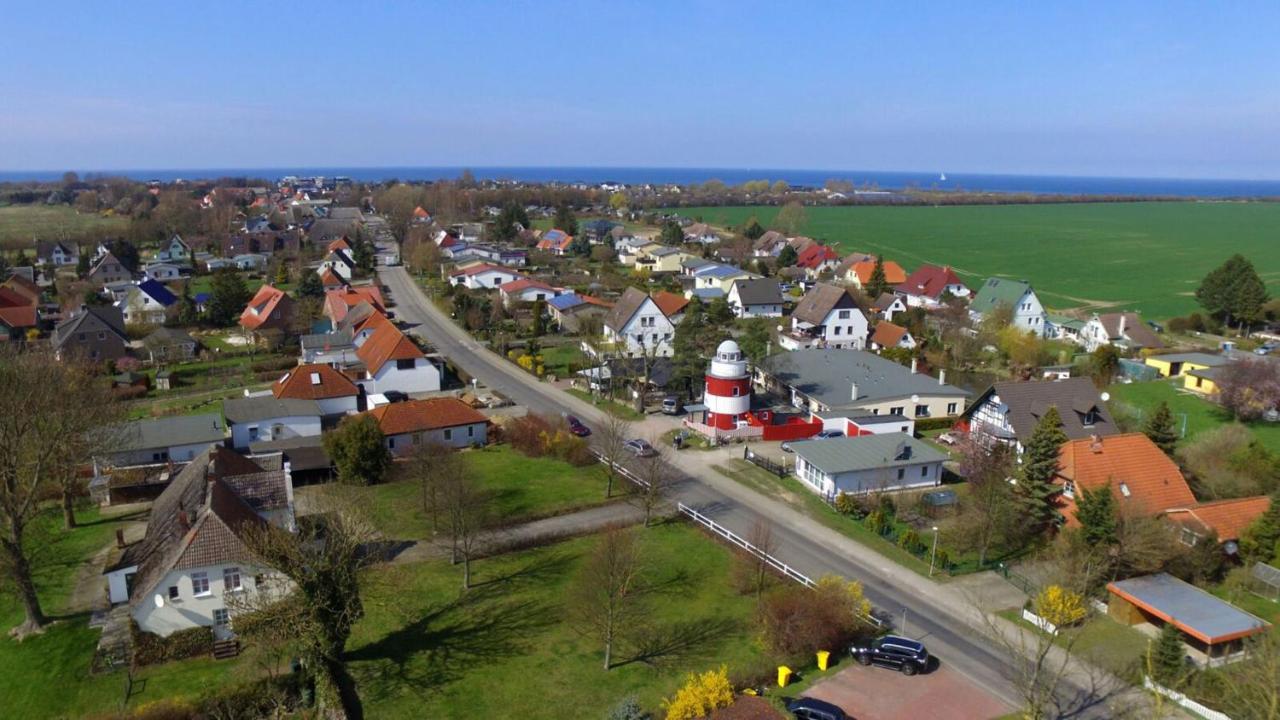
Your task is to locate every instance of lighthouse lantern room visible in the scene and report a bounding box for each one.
[704,340,752,430]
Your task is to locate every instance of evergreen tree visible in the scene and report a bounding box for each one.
[323,414,391,486]
[1231,260,1269,328]
[493,202,530,242]
[738,317,772,362]
[1020,406,1068,529]
[1142,401,1179,456]
[553,204,579,237]
[352,238,375,272]
[1152,622,1187,687]
[660,221,684,246]
[866,256,889,298]
[274,261,290,285]
[176,283,201,326]
[1239,490,1280,563]
[13,249,31,268]
[742,218,765,240]
[777,244,798,268]
[297,269,324,299]
[570,233,591,256]
[1197,254,1270,330]
[76,247,90,277]
[705,296,734,327]
[1074,481,1118,546]
[669,301,708,400]
[206,269,251,327]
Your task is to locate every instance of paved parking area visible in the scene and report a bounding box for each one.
[801,662,1014,720]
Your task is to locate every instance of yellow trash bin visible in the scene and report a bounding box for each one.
[777,666,793,687]
[816,650,831,671]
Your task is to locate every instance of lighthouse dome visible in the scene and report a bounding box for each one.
[715,340,742,360]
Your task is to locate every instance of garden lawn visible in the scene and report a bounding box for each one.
[565,388,645,420]
[1107,378,1280,455]
[997,609,1149,680]
[0,506,245,717]
[538,343,584,378]
[327,446,612,539]
[678,203,1280,319]
[347,522,775,719]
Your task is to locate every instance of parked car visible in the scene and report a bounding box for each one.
[936,431,961,445]
[786,697,847,720]
[624,439,657,457]
[566,415,591,437]
[815,429,844,440]
[849,635,930,676]
[1255,343,1278,356]
[661,396,682,415]
[383,390,409,403]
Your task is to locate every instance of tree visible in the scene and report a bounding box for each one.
[659,221,683,246]
[1142,401,1179,456]
[1216,629,1280,720]
[597,414,633,499]
[668,300,708,400]
[1020,406,1068,530]
[737,317,772,363]
[1216,357,1280,421]
[742,218,765,240]
[705,296,733,326]
[757,575,873,656]
[323,415,390,486]
[232,501,372,719]
[634,445,675,527]
[493,202,530,243]
[176,283,201,327]
[570,233,592,257]
[1074,481,1119,547]
[273,261,290,286]
[407,441,462,532]
[949,438,1020,565]
[777,244,798,268]
[296,268,324,299]
[206,268,251,327]
[570,527,646,670]
[1239,491,1280,563]
[608,192,629,212]
[554,204,579,237]
[865,256,889,298]
[107,239,140,272]
[439,471,491,589]
[1197,254,1270,331]
[1089,344,1121,387]
[351,236,375,272]
[772,201,807,235]
[732,518,777,601]
[1033,585,1086,628]
[662,665,734,720]
[1150,621,1186,687]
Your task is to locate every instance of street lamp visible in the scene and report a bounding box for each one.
[928,525,940,577]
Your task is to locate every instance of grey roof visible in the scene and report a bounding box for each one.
[731,278,783,306]
[1109,573,1269,643]
[649,246,683,257]
[142,326,196,349]
[250,436,331,472]
[328,207,363,221]
[967,377,1116,442]
[791,434,947,475]
[604,287,649,333]
[52,305,126,348]
[116,413,226,452]
[301,328,354,350]
[1147,352,1231,367]
[792,283,858,326]
[761,349,968,410]
[223,396,321,423]
[971,277,1034,314]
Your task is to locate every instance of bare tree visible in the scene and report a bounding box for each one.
[596,413,632,499]
[1217,630,1280,719]
[439,472,491,589]
[633,443,676,527]
[737,518,777,600]
[406,441,462,532]
[949,438,1020,566]
[232,501,374,719]
[568,527,646,670]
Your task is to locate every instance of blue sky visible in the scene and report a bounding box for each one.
[1,1,1277,178]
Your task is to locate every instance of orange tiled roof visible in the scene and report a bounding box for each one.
[367,397,487,436]
[328,237,352,253]
[1057,433,1197,526]
[273,363,359,400]
[651,291,689,318]
[325,285,385,324]
[355,322,424,374]
[870,321,908,348]
[319,267,344,287]
[1165,496,1272,542]
[850,259,907,286]
[1,275,40,304]
[500,278,556,295]
[239,285,290,330]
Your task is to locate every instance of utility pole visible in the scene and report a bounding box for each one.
[928,526,940,577]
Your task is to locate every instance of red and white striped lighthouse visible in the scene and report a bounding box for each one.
[704,340,751,430]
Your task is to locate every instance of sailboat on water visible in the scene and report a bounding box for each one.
[939,172,947,182]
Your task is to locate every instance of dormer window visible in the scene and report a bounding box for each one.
[1083,410,1098,426]
[1062,480,1075,499]
[309,372,322,385]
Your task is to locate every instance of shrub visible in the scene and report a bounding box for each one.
[834,492,859,516]
[540,428,593,466]
[112,385,149,402]
[130,621,212,667]
[898,529,921,553]
[877,494,897,517]
[606,695,650,720]
[933,548,950,571]
[758,575,874,656]
[662,666,734,720]
[913,416,958,432]
[1033,585,1087,628]
[506,413,556,457]
[250,355,297,373]
[323,414,391,485]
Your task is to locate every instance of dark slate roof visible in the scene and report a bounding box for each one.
[731,278,782,306]
[51,305,127,348]
[790,434,947,475]
[116,413,226,453]
[249,437,331,473]
[604,287,649,333]
[142,326,196,349]
[760,349,968,410]
[966,377,1116,442]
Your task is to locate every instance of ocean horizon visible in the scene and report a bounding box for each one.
[2,166,1279,199]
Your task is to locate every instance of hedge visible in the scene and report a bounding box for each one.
[913,416,960,432]
[130,620,212,667]
[250,356,298,373]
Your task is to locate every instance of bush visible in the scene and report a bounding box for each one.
[112,385,149,402]
[834,492,860,516]
[877,494,897,517]
[606,695,650,720]
[130,621,212,667]
[898,529,921,553]
[913,416,958,432]
[505,414,556,457]
[758,575,874,656]
[541,428,594,466]
[1033,585,1087,628]
[662,666,734,720]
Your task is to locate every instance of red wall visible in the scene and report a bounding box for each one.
[762,420,823,442]
[705,375,750,396]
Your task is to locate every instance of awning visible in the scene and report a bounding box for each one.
[683,404,708,413]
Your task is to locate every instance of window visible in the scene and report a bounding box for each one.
[467,425,474,438]
[444,428,453,441]
[168,585,179,601]
[309,372,321,385]
[947,402,958,415]
[98,331,105,340]
[1083,410,1098,426]
[838,310,850,319]
[890,407,904,416]
[914,405,929,417]
[731,387,740,396]
[387,436,396,449]
[921,465,929,477]
[223,567,242,592]
[897,468,905,480]
[213,608,230,627]
[191,572,210,596]
[833,326,842,336]
[78,332,86,342]
[413,433,422,445]
[1062,480,1075,499]
[1119,482,1131,498]
[248,426,259,441]
[396,358,416,370]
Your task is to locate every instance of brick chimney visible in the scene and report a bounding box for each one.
[1090,434,1104,453]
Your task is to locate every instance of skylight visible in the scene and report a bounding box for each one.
[309,372,321,385]
[1119,482,1131,498]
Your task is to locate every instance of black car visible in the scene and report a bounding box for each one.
[786,697,847,720]
[566,415,591,437]
[383,390,410,403]
[849,635,930,676]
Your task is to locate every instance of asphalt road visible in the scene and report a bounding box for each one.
[379,266,1127,719]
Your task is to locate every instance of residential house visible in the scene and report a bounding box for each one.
[727,278,783,318]
[1046,315,1086,345]
[1164,496,1272,551]
[751,230,788,257]
[536,229,574,256]
[319,267,346,292]
[104,446,294,638]
[756,348,969,420]
[894,264,969,308]
[36,240,78,267]
[637,246,692,274]
[144,262,183,282]
[273,363,361,416]
[141,327,198,363]
[1080,312,1164,352]
[119,279,178,326]
[448,263,522,291]
[601,287,677,357]
[794,244,842,279]
[694,263,757,293]
[318,248,356,281]
[499,278,562,306]
[239,285,294,336]
[233,254,267,272]
[845,258,907,289]
[89,251,134,286]
[353,323,441,395]
[1143,352,1231,380]
[156,234,192,263]
[780,283,868,351]
[682,222,721,245]
[617,240,662,267]
[323,285,385,328]
[791,434,947,500]
[51,305,128,362]
[870,321,916,350]
[110,413,227,465]
[650,291,689,325]
[547,293,611,333]
[963,377,1116,452]
[873,293,907,322]
[367,397,489,456]
[299,328,356,365]
[969,278,1047,337]
[223,397,322,450]
[467,244,528,267]
[0,277,39,341]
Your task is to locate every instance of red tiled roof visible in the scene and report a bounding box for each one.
[849,259,907,285]
[449,263,512,278]
[367,397,487,436]
[0,286,37,329]
[870,321,908,348]
[1,275,40,304]
[651,291,689,317]
[239,285,292,331]
[413,206,430,219]
[319,267,344,287]
[273,363,359,400]
[499,278,556,295]
[1165,496,1271,542]
[355,323,424,374]
[795,244,839,269]
[1056,433,1197,526]
[896,264,965,299]
[325,285,385,324]
[328,237,352,253]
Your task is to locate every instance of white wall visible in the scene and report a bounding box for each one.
[132,563,272,637]
[363,358,442,395]
[814,308,868,349]
[794,456,943,499]
[317,396,359,416]
[385,422,488,456]
[111,440,224,466]
[607,299,675,357]
[107,565,138,604]
[230,415,322,450]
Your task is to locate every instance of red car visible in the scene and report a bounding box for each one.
[566,415,591,437]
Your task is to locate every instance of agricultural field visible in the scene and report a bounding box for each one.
[680,202,1280,319]
[0,204,128,250]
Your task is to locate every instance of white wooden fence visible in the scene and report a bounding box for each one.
[1143,677,1233,720]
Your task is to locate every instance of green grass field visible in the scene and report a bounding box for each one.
[680,202,1280,319]
[0,204,128,250]
[1106,378,1280,454]
[348,522,776,719]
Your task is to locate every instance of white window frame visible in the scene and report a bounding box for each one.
[191,571,210,597]
[223,566,242,592]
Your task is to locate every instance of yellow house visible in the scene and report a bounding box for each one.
[1184,367,1220,395]
[642,246,693,274]
[1143,352,1229,379]
[618,241,664,267]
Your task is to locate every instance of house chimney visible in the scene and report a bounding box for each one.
[910,358,918,374]
[178,510,190,531]
[1090,434,1103,453]
[938,370,946,386]
[115,529,126,549]
[850,382,858,401]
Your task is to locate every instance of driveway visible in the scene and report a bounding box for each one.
[802,662,1014,720]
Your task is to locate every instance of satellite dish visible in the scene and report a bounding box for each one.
[911,394,920,404]
[154,594,165,609]
[1100,392,1111,402]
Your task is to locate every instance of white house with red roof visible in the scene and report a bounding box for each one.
[499,278,564,306]
[273,363,360,415]
[238,285,294,336]
[365,397,489,455]
[536,229,574,256]
[895,264,970,308]
[324,285,386,327]
[448,263,523,290]
[353,322,440,395]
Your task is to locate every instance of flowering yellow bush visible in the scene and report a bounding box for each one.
[1034,585,1086,627]
[663,665,734,720]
